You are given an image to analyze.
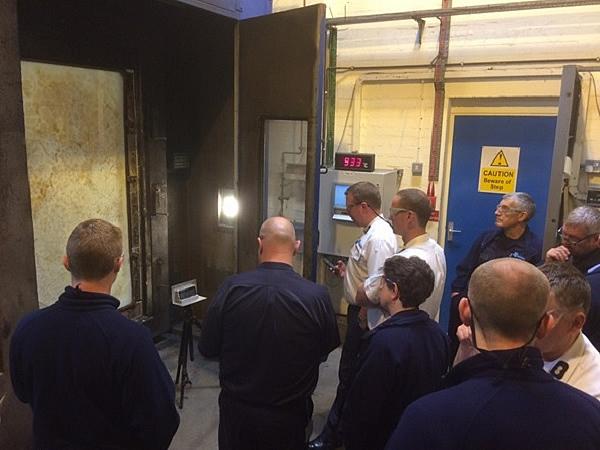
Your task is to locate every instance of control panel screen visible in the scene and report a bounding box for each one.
[333,183,350,210]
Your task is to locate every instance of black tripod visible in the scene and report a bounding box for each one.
[175,305,199,409]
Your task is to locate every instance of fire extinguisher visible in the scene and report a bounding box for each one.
[427,181,436,210]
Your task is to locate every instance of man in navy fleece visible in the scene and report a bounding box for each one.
[10,219,179,449]
[386,258,600,450]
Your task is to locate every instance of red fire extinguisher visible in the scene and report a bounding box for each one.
[427,181,436,210]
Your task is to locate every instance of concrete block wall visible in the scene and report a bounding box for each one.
[275,1,600,241]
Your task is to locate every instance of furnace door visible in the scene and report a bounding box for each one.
[238,4,326,280]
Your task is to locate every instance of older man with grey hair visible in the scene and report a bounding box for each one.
[448,192,542,356]
[546,206,600,273]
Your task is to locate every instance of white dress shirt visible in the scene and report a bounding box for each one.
[363,233,447,326]
[543,333,600,401]
[343,216,397,329]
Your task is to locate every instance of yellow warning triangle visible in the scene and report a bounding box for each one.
[490,150,509,167]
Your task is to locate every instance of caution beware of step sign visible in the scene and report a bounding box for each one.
[478,146,520,194]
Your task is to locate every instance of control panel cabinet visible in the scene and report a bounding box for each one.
[318,169,400,257]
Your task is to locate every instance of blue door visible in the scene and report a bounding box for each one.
[440,115,557,329]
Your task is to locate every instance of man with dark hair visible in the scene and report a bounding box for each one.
[342,255,449,450]
[545,206,600,350]
[200,217,339,450]
[535,262,600,400]
[386,258,600,450]
[10,219,179,449]
[448,192,542,356]
[358,188,446,321]
[309,182,396,450]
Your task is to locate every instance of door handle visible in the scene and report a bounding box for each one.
[447,221,462,242]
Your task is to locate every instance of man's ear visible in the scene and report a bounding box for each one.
[536,313,551,340]
[114,255,124,274]
[458,297,472,326]
[257,237,263,255]
[572,311,586,332]
[63,255,71,272]
[293,240,301,255]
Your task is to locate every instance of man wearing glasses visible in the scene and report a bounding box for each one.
[448,192,542,357]
[309,182,397,450]
[357,188,447,322]
[545,206,600,272]
[545,206,600,350]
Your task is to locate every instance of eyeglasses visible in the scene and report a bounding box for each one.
[382,276,397,290]
[389,207,410,218]
[495,204,522,215]
[558,227,598,247]
[346,202,363,211]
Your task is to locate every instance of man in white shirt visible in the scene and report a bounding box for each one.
[536,262,600,400]
[309,182,397,450]
[359,188,446,322]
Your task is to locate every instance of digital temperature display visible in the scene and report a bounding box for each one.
[334,153,375,172]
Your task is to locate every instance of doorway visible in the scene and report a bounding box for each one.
[440,112,557,327]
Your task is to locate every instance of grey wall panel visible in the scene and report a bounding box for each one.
[0,0,37,446]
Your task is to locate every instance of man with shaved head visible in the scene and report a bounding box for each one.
[386,258,600,450]
[200,217,339,450]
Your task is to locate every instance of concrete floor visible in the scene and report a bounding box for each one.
[157,332,341,450]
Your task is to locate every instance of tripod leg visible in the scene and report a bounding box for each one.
[188,317,195,362]
[175,321,187,385]
[179,319,192,409]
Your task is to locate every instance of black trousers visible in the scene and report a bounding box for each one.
[218,392,312,450]
[322,304,365,442]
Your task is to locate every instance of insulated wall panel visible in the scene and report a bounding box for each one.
[21,62,132,307]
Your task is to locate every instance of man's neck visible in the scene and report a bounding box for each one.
[387,303,418,316]
[360,212,379,228]
[259,255,293,266]
[402,228,427,245]
[504,223,527,240]
[72,278,113,295]
[542,332,580,362]
[472,326,529,351]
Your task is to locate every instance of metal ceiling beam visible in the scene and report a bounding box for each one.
[327,0,600,26]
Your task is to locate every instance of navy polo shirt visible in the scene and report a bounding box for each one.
[199,262,340,408]
[342,309,450,450]
[10,286,179,449]
[451,227,542,298]
[585,263,600,351]
[386,347,600,450]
